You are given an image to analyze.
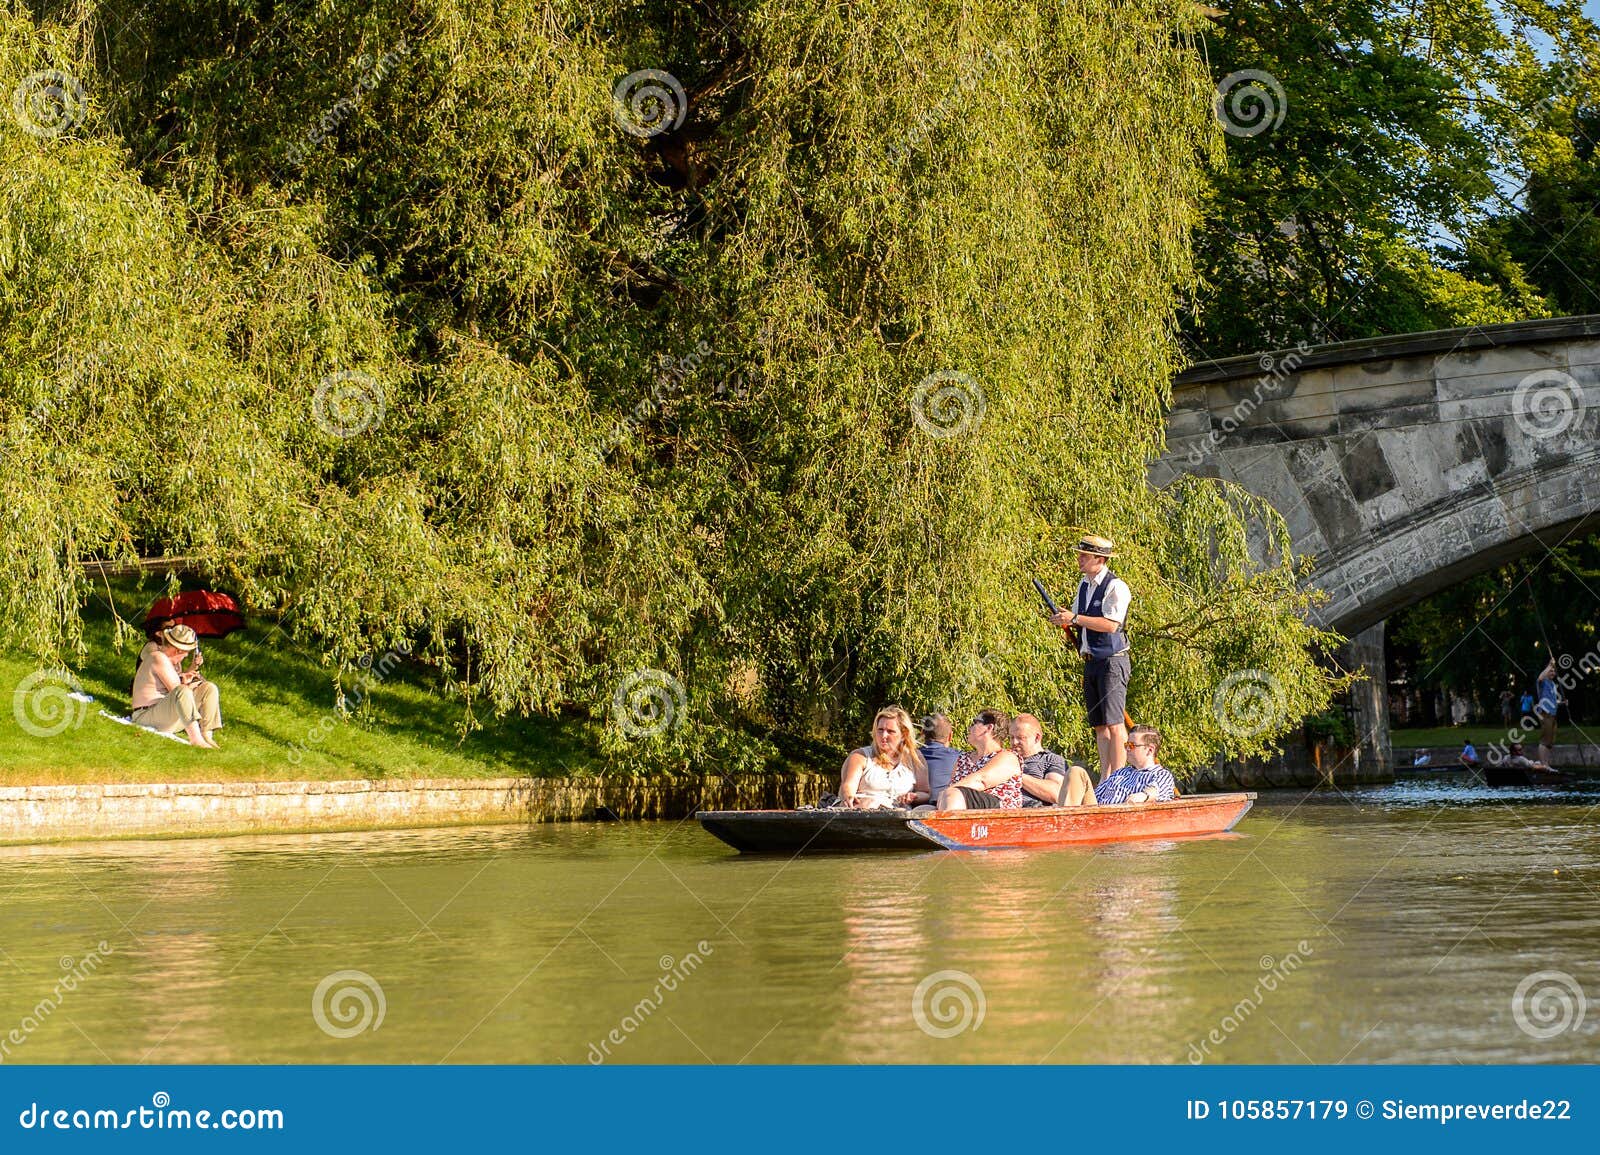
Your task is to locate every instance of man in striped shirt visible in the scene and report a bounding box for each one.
[1094,724,1176,805]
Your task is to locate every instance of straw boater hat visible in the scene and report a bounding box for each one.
[159,624,199,652]
[1076,534,1116,559]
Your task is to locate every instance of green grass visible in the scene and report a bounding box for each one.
[2,581,608,786]
[1390,725,1550,749]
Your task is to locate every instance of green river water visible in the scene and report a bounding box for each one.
[3,783,1598,1065]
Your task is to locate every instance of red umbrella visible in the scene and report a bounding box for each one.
[143,591,246,639]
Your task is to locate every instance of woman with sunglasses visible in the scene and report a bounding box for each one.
[937,709,1026,810]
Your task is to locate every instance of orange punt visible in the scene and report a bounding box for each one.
[697,792,1255,853]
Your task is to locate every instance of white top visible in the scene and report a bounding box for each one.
[853,749,916,809]
[1073,568,1131,655]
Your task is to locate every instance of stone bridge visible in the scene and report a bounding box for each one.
[1158,315,1600,635]
[1156,315,1600,771]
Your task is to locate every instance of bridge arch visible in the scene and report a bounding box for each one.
[1158,316,1600,637]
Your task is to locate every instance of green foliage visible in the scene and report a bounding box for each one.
[1302,708,1354,748]
[1187,0,1585,357]
[1,1,1344,773]
[1389,537,1600,724]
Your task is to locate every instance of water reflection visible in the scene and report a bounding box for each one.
[3,800,1598,1063]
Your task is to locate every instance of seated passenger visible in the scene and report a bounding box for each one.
[1502,742,1548,771]
[937,710,1026,810]
[918,713,961,801]
[1012,712,1069,807]
[1090,724,1176,805]
[1459,740,1481,770]
[839,706,929,809]
[130,624,222,747]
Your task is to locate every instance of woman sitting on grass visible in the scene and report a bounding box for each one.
[130,625,222,748]
[839,706,929,809]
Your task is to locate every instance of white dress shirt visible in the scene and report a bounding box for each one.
[1074,568,1131,656]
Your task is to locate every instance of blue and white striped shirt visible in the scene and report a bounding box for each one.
[1094,764,1176,805]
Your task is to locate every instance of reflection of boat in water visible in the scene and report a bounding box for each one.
[698,793,1254,854]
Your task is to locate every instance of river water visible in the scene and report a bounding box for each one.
[2,783,1598,1065]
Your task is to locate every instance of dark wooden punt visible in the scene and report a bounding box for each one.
[1483,763,1570,788]
[697,792,1255,853]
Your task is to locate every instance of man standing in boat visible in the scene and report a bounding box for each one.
[1048,534,1131,778]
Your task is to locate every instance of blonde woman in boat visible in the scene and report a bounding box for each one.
[839,706,930,809]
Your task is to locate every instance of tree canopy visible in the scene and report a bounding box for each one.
[1,1,1346,772]
[1186,0,1596,359]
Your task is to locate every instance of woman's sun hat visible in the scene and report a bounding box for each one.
[159,624,200,652]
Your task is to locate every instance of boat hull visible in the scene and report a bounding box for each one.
[697,793,1255,854]
[696,808,936,853]
[1483,764,1568,787]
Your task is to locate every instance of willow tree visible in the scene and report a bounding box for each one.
[2,1,1344,774]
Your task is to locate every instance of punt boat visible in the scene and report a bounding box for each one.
[1483,763,1570,788]
[697,792,1255,853]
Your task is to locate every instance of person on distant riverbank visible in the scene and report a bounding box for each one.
[130,624,222,747]
[839,706,928,809]
[1091,725,1176,805]
[938,710,1026,810]
[1047,534,1131,777]
[1536,660,1560,766]
[918,714,961,800]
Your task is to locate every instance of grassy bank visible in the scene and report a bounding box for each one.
[1389,724,1596,749]
[2,581,610,786]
